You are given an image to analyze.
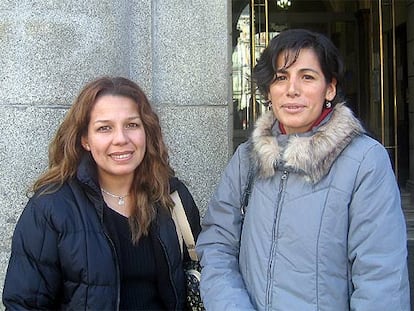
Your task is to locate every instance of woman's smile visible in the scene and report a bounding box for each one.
[280,104,306,113]
[109,151,134,161]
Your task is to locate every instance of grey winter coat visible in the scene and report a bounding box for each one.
[196,104,410,311]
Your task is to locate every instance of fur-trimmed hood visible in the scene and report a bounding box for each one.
[250,103,365,183]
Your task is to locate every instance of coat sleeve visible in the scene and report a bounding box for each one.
[196,144,256,310]
[2,197,62,310]
[348,142,410,311]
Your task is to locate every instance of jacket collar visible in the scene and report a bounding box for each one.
[250,103,365,184]
[77,155,178,195]
[74,153,106,220]
[77,153,100,192]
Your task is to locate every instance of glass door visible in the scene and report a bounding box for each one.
[231,0,409,185]
[368,0,408,185]
[232,0,271,148]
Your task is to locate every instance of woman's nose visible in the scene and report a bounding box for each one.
[287,79,300,97]
[113,128,128,144]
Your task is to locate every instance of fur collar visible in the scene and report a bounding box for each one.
[250,103,365,183]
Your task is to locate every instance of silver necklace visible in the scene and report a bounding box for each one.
[101,188,129,206]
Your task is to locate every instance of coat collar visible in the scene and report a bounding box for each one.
[250,103,365,183]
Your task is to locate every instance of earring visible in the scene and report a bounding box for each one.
[325,100,332,109]
[266,100,272,108]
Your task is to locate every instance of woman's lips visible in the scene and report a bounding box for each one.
[110,152,133,161]
[281,104,306,113]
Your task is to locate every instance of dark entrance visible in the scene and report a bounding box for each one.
[231,0,409,186]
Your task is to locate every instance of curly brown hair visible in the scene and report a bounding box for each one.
[33,76,174,242]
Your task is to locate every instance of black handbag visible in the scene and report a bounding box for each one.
[171,191,205,311]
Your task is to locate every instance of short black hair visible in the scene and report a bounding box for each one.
[253,28,344,103]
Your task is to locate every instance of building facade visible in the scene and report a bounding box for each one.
[0,0,413,302]
[0,0,232,293]
[233,0,414,191]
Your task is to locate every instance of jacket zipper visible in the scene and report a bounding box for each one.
[83,182,121,310]
[157,235,179,310]
[103,229,121,311]
[265,170,288,311]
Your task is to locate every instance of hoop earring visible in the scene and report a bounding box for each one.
[325,100,332,109]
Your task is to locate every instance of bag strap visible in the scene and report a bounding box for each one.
[240,163,255,222]
[171,190,198,261]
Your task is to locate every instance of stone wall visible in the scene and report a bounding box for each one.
[0,0,231,297]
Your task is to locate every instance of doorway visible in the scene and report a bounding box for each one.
[231,0,409,186]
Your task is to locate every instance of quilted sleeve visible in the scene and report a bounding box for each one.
[348,142,410,310]
[3,196,62,310]
[196,144,256,310]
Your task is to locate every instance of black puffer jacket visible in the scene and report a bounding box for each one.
[3,156,201,310]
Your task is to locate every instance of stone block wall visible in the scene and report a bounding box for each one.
[0,0,231,298]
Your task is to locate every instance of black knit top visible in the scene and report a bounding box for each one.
[105,205,166,310]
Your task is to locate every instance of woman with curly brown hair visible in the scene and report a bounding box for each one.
[3,76,201,310]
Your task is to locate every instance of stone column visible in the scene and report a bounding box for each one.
[149,0,231,214]
[0,0,134,280]
[0,0,232,293]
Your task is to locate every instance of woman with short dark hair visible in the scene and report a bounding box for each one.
[197,29,410,310]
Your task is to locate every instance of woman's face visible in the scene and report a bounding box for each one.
[81,95,146,184]
[268,48,337,134]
